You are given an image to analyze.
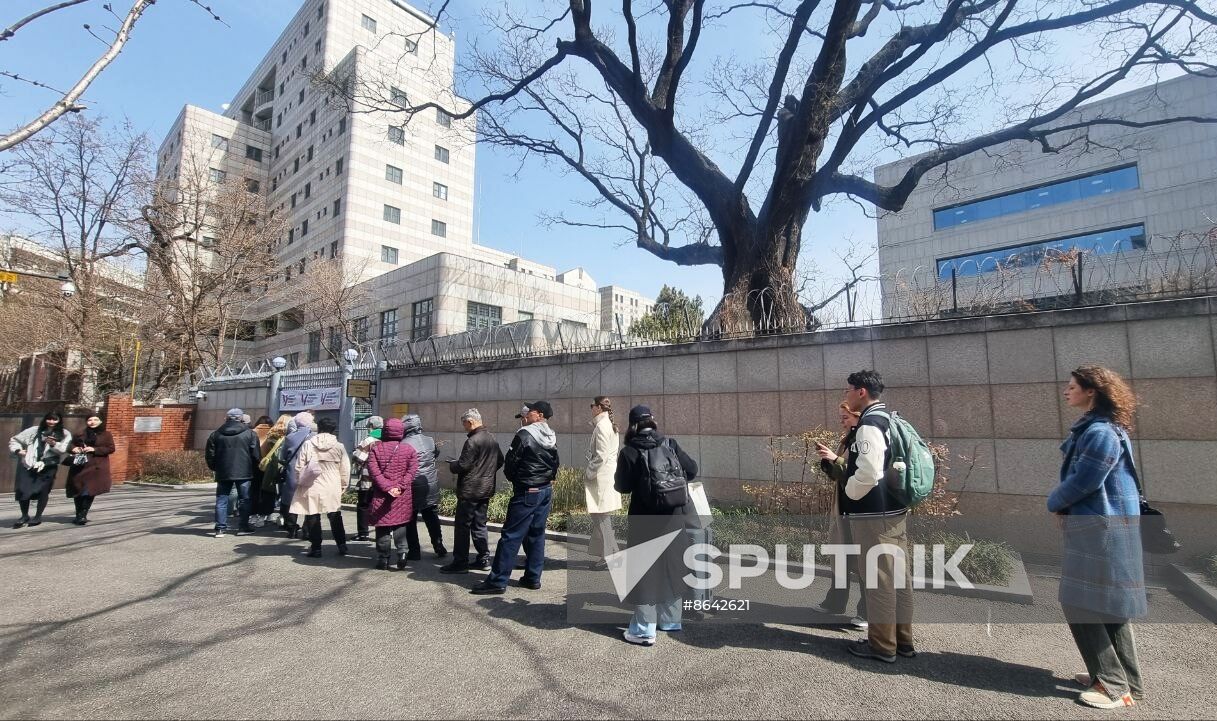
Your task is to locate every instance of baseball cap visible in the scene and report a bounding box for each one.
[226,407,244,419]
[516,400,553,419]
[628,405,653,426]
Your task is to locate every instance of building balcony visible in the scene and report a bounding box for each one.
[253,118,271,132]
[255,88,274,110]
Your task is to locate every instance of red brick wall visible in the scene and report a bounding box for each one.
[104,394,197,483]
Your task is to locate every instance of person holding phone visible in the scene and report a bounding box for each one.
[9,411,71,528]
[65,415,115,525]
[813,402,868,631]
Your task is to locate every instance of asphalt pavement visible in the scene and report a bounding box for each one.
[0,486,1213,720]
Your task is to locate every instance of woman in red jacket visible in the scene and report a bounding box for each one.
[366,418,419,571]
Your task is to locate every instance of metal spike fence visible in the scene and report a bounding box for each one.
[194,234,1216,387]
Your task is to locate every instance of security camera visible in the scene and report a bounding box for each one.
[60,280,76,298]
[194,389,207,401]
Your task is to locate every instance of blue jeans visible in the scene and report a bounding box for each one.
[486,485,552,588]
[215,479,252,531]
[629,596,684,639]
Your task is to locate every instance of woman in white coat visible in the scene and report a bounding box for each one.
[584,396,622,570]
[290,417,351,558]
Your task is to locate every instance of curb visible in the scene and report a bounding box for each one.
[125,481,215,492]
[1168,563,1217,621]
[338,504,1032,604]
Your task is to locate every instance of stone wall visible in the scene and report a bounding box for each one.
[105,395,197,483]
[378,297,1217,507]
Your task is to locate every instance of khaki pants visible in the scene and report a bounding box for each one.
[588,512,620,559]
[851,513,915,656]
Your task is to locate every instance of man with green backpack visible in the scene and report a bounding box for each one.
[839,369,933,664]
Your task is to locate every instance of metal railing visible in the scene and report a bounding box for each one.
[255,88,274,106]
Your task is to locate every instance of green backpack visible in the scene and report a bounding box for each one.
[874,410,935,508]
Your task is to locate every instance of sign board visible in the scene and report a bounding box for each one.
[346,379,373,399]
[133,416,163,433]
[0,271,18,284]
[390,403,409,419]
[279,387,341,411]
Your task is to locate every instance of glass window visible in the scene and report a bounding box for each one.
[307,331,321,363]
[329,240,339,257]
[405,37,418,54]
[467,301,502,330]
[211,134,228,151]
[388,126,405,145]
[244,178,260,193]
[518,310,534,322]
[436,108,452,128]
[333,198,341,216]
[431,219,447,237]
[936,224,1148,279]
[361,14,376,32]
[336,157,344,174]
[338,118,346,134]
[433,182,448,200]
[381,245,398,264]
[380,309,398,339]
[386,164,403,184]
[352,316,369,343]
[304,182,311,198]
[390,87,407,108]
[933,165,1139,230]
[245,145,263,162]
[434,145,449,163]
[411,299,434,340]
[208,168,226,183]
[301,219,308,236]
[327,326,341,358]
[383,205,401,224]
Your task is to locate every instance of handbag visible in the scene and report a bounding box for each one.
[71,453,89,466]
[1122,436,1180,554]
[686,481,713,529]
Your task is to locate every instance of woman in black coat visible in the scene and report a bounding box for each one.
[8,411,71,528]
[613,405,698,647]
[66,415,115,525]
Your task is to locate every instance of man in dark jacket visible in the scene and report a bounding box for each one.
[440,408,503,574]
[205,408,262,537]
[472,401,559,594]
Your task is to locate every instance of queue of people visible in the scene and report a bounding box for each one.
[9,363,1149,709]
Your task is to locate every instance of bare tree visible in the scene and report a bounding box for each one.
[286,255,374,364]
[138,151,284,391]
[0,0,224,152]
[0,115,150,402]
[337,0,1217,328]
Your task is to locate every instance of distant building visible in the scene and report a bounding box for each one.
[875,73,1217,318]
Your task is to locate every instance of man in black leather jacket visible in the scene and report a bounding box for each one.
[440,408,503,574]
[471,401,559,594]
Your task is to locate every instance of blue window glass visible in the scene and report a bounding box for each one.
[933,165,1138,230]
[936,225,1147,280]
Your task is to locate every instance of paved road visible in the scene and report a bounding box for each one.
[0,487,1213,720]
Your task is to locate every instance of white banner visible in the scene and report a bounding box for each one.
[279,387,341,412]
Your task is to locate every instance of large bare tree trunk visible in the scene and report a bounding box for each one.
[712,222,806,331]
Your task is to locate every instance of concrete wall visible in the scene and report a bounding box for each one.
[378,296,1217,507]
[194,296,1217,507]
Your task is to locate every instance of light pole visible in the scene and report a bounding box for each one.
[268,356,287,421]
[338,348,358,452]
[0,267,76,298]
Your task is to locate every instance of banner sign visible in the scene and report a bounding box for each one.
[279,387,341,411]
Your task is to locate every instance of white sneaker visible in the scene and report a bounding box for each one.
[214,530,226,538]
[272,513,282,526]
[252,515,265,528]
[850,617,869,631]
[1079,683,1135,709]
[623,630,655,646]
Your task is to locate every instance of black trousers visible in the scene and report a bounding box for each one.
[302,511,347,550]
[355,487,373,536]
[451,498,489,567]
[72,495,96,519]
[406,504,443,553]
[376,524,409,561]
[255,482,277,516]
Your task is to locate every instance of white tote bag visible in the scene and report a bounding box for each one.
[687,481,712,528]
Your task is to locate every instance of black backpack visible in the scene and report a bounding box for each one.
[641,439,688,511]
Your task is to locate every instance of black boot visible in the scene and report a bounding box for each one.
[432,539,448,558]
[406,547,422,561]
[397,554,409,571]
[375,557,390,570]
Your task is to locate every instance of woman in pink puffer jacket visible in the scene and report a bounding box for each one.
[366,418,419,570]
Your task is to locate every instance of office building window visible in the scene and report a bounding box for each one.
[338,118,346,134]
[383,205,401,224]
[936,224,1148,279]
[411,299,434,340]
[361,14,376,32]
[436,108,452,128]
[288,352,300,369]
[405,37,418,53]
[288,228,295,244]
[380,309,398,339]
[518,310,534,322]
[329,240,339,257]
[208,168,226,183]
[291,192,297,208]
[336,157,344,174]
[301,219,308,236]
[245,145,263,162]
[303,21,310,37]
[390,86,407,107]
[434,145,449,163]
[381,245,398,264]
[304,182,311,198]
[307,331,321,363]
[211,134,228,151]
[244,178,260,193]
[933,165,1140,230]
[293,158,300,173]
[307,145,314,161]
[388,126,405,145]
[317,4,324,20]
[315,37,322,53]
[352,316,369,343]
[431,219,447,237]
[433,182,448,200]
[310,110,316,125]
[298,88,305,104]
[385,164,403,184]
[332,198,341,216]
[467,301,502,330]
[201,236,217,247]
[327,326,341,358]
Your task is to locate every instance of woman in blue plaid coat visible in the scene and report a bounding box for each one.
[1048,365,1146,710]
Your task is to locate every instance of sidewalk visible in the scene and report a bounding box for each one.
[0,486,1211,720]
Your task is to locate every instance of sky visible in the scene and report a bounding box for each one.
[0,0,1185,316]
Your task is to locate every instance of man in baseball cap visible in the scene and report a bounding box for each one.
[471,400,559,594]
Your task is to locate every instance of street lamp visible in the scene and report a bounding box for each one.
[270,356,287,370]
[342,348,359,364]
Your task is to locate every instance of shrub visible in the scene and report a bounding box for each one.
[925,531,1014,586]
[138,451,211,484]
